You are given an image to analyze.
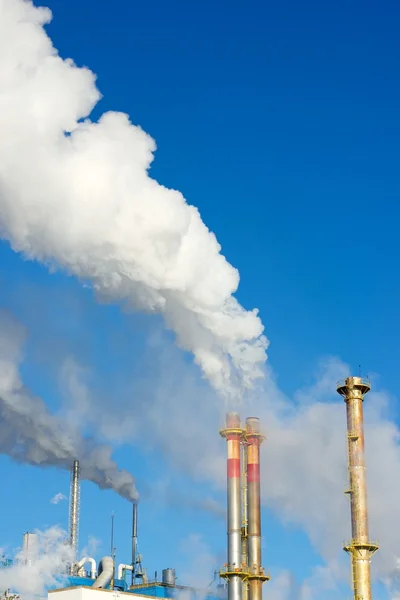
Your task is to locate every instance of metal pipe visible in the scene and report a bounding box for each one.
[246,418,267,600]
[118,564,133,580]
[22,532,38,566]
[110,513,115,589]
[241,442,248,600]
[110,512,115,556]
[131,502,138,586]
[93,556,114,589]
[77,557,97,579]
[68,459,80,574]
[220,412,243,600]
[337,377,378,600]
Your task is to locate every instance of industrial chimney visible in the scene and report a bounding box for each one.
[22,532,38,566]
[220,412,245,600]
[245,418,268,600]
[131,502,138,586]
[337,377,378,600]
[240,438,248,600]
[68,459,80,574]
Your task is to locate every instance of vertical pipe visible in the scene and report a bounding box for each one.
[241,442,248,600]
[246,418,265,600]
[69,459,80,574]
[23,532,38,566]
[222,412,243,600]
[131,503,138,586]
[110,512,115,588]
[337,377,378,600]
[110,512,115,555]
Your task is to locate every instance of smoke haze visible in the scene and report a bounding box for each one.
[0,527,72,600]
[0,0,267,398]
[0,309,138,501]
[62,343,400,593]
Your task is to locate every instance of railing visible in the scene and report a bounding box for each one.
[219,565,270,579]
[343,539,379,552]
[337,377,370,389]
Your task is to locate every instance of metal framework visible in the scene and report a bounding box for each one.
[68,459,80,574]
[337,377,378,600]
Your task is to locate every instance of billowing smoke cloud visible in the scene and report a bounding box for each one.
[2,0,399,594]
[0,0,267,398]
[0,309,138,500]
[0,526,72,600]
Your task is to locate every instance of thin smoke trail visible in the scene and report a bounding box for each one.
[0,309,138,500]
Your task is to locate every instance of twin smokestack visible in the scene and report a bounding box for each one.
[220,414,269,600]
[220,378,378,600]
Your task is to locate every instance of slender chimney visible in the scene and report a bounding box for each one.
[69,459,80,574]
[220,412,244,600]
[131,503,138,586]
[241,441,248,600]
[246,418,268,600]
[337,377,378,600]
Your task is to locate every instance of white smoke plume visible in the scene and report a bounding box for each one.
[0,309,138,501]
[50,493,66,505]
[0,526,72,600]
[0,0,267,398]
[1,0,399,594]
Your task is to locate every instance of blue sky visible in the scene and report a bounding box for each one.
[0,0,399,598]
[40,0,400,393]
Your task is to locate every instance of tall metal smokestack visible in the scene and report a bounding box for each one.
[245,418,268,600]
[69,459,80,574]
[131,502,138,586]
[220,412,245,600]
[337,377,378,600]
[240,441,248,600]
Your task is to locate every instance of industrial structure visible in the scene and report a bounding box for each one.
[219,413,269,600]
[246,417,267,600]
[0,373,381,600]
[131,503,138,586]
[22,532,38,566]
[337,376,378,600]
[69,460,81,575]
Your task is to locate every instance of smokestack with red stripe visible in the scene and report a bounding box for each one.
[220,412,244,600]
[246,417,268,600]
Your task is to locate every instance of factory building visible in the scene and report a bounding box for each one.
[49,568,226,600]
[49,585,226,600]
